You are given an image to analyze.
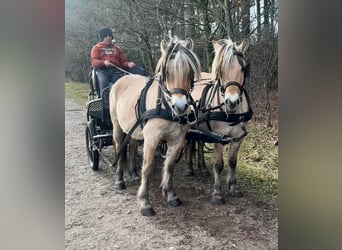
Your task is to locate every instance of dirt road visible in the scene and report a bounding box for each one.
[65,98,277,249]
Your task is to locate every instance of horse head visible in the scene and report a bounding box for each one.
[156,36,201,117]
[212,39,250,113]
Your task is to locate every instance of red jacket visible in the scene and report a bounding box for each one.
[91,42,130,68]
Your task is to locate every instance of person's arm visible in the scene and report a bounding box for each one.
[91,44,105,68]
[117,46,134,68]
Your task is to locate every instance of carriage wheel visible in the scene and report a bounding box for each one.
[85,126,99,170]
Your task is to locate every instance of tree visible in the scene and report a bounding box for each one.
[65,0,278,126]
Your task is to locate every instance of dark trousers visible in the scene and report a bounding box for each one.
[96,65,145,95]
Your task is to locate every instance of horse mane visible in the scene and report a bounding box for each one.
[155,37,201,83]
[211,39,236,80]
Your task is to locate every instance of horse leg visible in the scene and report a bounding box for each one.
[197,141,210,176]
[161,138,184,207]
[137,137,158,216]
[211,143,225,205]
[112,127,127,190]
[227,141,243,198]
[185,139,195,176]
[128,138,140,185]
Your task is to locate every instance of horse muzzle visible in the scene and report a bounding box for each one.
[171,94,189,116]
[225,94,240,113]
[169,88,190,116]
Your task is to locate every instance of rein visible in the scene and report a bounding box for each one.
[94,63,146,77]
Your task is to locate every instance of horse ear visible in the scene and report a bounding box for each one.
[212,40,221,53]
[160,39,168,52]
[236,39,249,54]
[184,38,194,50]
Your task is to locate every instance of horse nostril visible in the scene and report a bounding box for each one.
[225,98,240,107]
[184,103,189,110]
[225,99,231,105]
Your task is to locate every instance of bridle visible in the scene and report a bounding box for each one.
[157,41,197,120]
[218,47,250,96]
[158,42,195,101]
[199,45,250,118]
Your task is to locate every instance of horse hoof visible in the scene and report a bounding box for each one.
[230,190,243,198]
[141,207,156,216]
[116,182,126,190]
[168,198,182,207]
[211,196,225,205]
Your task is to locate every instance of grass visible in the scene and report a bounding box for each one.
[238,125,278,207]
[203,124,278,208]
[65,81,90,105]
[66,81,278,208]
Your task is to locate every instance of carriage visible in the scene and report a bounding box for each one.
[85,67,116,170]
[85,67,168,170]
[85,36,252,215]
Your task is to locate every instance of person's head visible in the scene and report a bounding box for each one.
[99,27,113,44]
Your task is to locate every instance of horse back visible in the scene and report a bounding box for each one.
[191,72,213,101]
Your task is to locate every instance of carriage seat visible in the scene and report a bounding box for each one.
[89,67,101,98]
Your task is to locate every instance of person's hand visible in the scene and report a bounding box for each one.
[128,62,135,68]
[104,60,113,67]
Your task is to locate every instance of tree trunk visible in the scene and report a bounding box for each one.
[263,0,271,40]
[256,0,261,40]
[241,0,251,38]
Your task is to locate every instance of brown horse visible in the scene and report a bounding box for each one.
[109,36,201,216]
[187,39,252,204]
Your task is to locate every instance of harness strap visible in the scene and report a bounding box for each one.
[112,117,142,167]
[198,83,214,130]
[156,83,162,115]
[186,125,248,144]
[140,109,190,124]
[199,83,213,110]
[161,88,173,117]
[201,109,253,125]
[136,77,154,128]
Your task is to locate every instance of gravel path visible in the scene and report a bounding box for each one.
[65,98,278,249]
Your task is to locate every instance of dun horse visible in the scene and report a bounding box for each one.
[188,39,252,204]
[109,36,201,216]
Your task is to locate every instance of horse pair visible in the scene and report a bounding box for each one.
[109,35,251,216]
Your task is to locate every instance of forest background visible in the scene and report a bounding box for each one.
[65,0,278,127]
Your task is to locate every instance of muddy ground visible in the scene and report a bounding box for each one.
[65,98,277,249]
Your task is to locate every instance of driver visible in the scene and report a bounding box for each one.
[90,27,144,95]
